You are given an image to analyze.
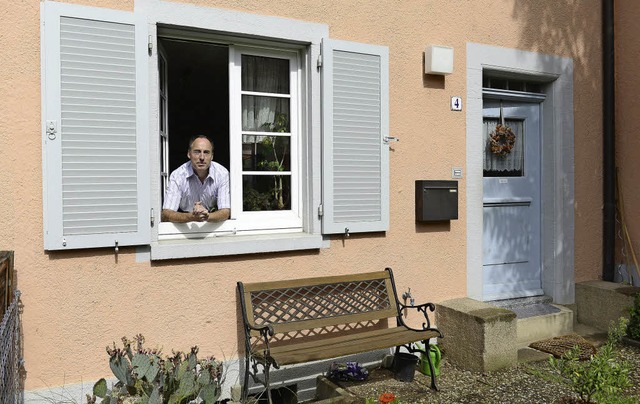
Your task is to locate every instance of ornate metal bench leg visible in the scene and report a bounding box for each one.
[242,354,250,402]
[264,362,273,404]
[425,347,439,391]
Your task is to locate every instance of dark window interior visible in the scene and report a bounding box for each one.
[159,38,230,173]
[483,76,542,93]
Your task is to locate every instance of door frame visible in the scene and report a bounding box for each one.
[466,43,575,303]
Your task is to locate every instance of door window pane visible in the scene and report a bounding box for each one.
[483,118,524,177]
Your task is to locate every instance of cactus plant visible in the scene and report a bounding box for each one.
[87,335,223,404]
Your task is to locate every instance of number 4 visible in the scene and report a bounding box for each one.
[451,96,462,111]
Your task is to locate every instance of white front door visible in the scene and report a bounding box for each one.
[482,99,542,300]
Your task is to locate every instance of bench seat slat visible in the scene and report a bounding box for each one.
[257,327,411,354]
[253,327,439,366]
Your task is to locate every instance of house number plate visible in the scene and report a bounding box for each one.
[451,96,462,111]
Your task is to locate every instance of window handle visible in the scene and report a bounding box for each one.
[384,136,399,143]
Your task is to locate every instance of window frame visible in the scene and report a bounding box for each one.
[145,2,328,258]
[156,43,303,239]
[229,46,302,226]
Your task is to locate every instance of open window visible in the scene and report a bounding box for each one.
[156,33,302,240]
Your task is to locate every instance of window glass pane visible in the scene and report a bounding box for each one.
[483,118,524,177]
[242,135,290,171]
[243,175,291,211]
[483,76,543,94]
[242,96,289,132]
[241,55,290,94]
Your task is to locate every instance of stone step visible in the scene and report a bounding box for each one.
[487,296,575,348]
[516,304,573,348]
[491,295,553,309]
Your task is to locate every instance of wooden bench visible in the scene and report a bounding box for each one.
[237,267,443,402]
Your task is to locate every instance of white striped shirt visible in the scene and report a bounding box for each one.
[163,161,230,212]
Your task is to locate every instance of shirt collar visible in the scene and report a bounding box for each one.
[187,161,215,181]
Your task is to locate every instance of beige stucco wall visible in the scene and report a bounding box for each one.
[615,0,640,276]
[0,0,603,390]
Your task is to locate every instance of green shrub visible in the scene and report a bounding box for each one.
[550,317,631,403]
[86,335,223,404]
[627,292,640,340]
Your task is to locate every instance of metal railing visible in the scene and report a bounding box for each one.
[0,289,22,404]
[1,251,22,404]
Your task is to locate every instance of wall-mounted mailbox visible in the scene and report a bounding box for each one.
[415,180,458,222]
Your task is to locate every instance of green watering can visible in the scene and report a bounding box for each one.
[416,342,441,377]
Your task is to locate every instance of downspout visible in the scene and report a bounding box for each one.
[603,0,615,281]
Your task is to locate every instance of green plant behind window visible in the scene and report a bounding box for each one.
[87,335,223,404]
[244,112,290,211]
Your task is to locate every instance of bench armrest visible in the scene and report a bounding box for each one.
[248,323,275,337]
[397,302,444,337]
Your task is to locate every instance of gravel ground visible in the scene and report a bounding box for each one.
[332,343,640,403]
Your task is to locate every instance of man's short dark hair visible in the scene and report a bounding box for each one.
[188,135,214,151]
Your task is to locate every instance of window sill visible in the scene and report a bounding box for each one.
[150,232,325,260]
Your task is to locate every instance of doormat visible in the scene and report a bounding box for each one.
[529,334,596,360]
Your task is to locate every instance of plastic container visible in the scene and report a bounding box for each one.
[417,343,441,376]
[392,352,419,382]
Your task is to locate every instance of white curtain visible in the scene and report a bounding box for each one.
[241,56,288,132]
[483,118,524,175]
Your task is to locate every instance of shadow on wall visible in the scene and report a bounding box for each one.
[512,1,600,101]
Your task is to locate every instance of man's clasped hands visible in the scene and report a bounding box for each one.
[191,201,210,222]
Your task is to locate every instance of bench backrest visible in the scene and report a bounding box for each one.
[238,269,400,337]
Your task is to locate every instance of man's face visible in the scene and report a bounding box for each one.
[188,137,213,175]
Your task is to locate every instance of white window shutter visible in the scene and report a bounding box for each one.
[321,39,389,235]
[42,2,150,250]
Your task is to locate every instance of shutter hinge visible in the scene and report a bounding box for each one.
[148,36,153,55]
[318,204,324,217]
[317,54,323,69]
[150,208,155,227]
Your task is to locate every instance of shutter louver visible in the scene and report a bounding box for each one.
[42,2,150,250]
[332,50,382,222]
[321,39,389,234]
[60,17,138,235]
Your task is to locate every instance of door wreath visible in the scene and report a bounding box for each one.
[489,124,516,157]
